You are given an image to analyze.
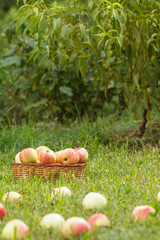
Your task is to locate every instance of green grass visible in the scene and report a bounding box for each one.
[0,117,160,240]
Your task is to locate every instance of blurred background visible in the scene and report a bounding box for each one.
[0,0,160,133]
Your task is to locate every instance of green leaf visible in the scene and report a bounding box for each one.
[82,42,98,56]
[79,57,88,81]
[127,44,133,67]
[132,72,139,88]
[3,46,17,57]
[28,47,39,62]
[61,25,70,39]
[99,0,111,5]
[59,86,73,97]
[16,12,32,30]
[29,14,41,33]
[4,56,22,67]
[33,49,47,63]
[53,18,61,33]
[38,20,48,47]
[151,56,160,73]
[132,26,141,45]
[88,1,94,11]
[113,9,118,20]
[92,8,100,21]
[11,68,23,81]
[25,98,48,111]
[105,39,114,57]
[128,1,143,15]
[79,24,86,40]
[116,35,123,47]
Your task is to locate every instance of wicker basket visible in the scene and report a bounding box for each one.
[11,162,87,181]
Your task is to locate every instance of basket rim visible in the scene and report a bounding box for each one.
[11,162,87,167]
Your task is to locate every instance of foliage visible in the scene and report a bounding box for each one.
[0,6,123,124]
[0,0,17,11]
[1,0,160,124]
[16,0,160,118]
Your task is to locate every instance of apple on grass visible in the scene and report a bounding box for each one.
[2,219,29,240]
[2,192,22,204]
[74,148,88,162]
[40,213,65,230]
[83,192,107,210]
[55,148,79,164]
[157,192,160,201]
[51,187,71,199]
[0,203,6,220]
[39,149,56,164]
[61,217,91,238]
[20,148,38,163]
[88,213,111,228]
[132,205,155,221]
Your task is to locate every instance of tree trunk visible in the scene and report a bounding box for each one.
[138,102,151,138]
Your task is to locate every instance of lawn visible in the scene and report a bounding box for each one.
[0,117,160,240]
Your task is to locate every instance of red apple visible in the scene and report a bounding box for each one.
[61,217,91,238]
[74,148,88,162]
[55,148,79,164]
[132,205,155,221]
[55,150,64,163]
[36,146,50,159]
[88,213,110,228]
[2,219,29,239]
[39,149,56,164]
[20,148,38,163]
[0,203,6,220]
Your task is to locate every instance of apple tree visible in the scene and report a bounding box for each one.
[16,0,160,135]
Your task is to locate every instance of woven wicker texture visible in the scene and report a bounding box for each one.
[11,163,87,181]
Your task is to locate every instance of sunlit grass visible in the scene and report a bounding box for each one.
[0,118,160,239]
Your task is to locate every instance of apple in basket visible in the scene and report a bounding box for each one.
[39,149,56,164]
[55,148,79,164]
[15,152,21,163]
[20,148,38,163]
[36,146,50,159]
[74,148,88,163]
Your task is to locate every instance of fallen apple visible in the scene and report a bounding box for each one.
[2,192,22,204]
[40,213,65,230]
[0,203,6,220]
[15,152,21,163]
[61,217,91,238]
[88,213,110,228]
[157,192,160,201]
[39,149,56,164]
[55,148,79,164]
[132,205,155,221]
[51,187,71,199]
[74,148,88,162]
[36,146,50,159]
[2,219,29,239]
[20,148,38,163]
[83,192,107,210]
